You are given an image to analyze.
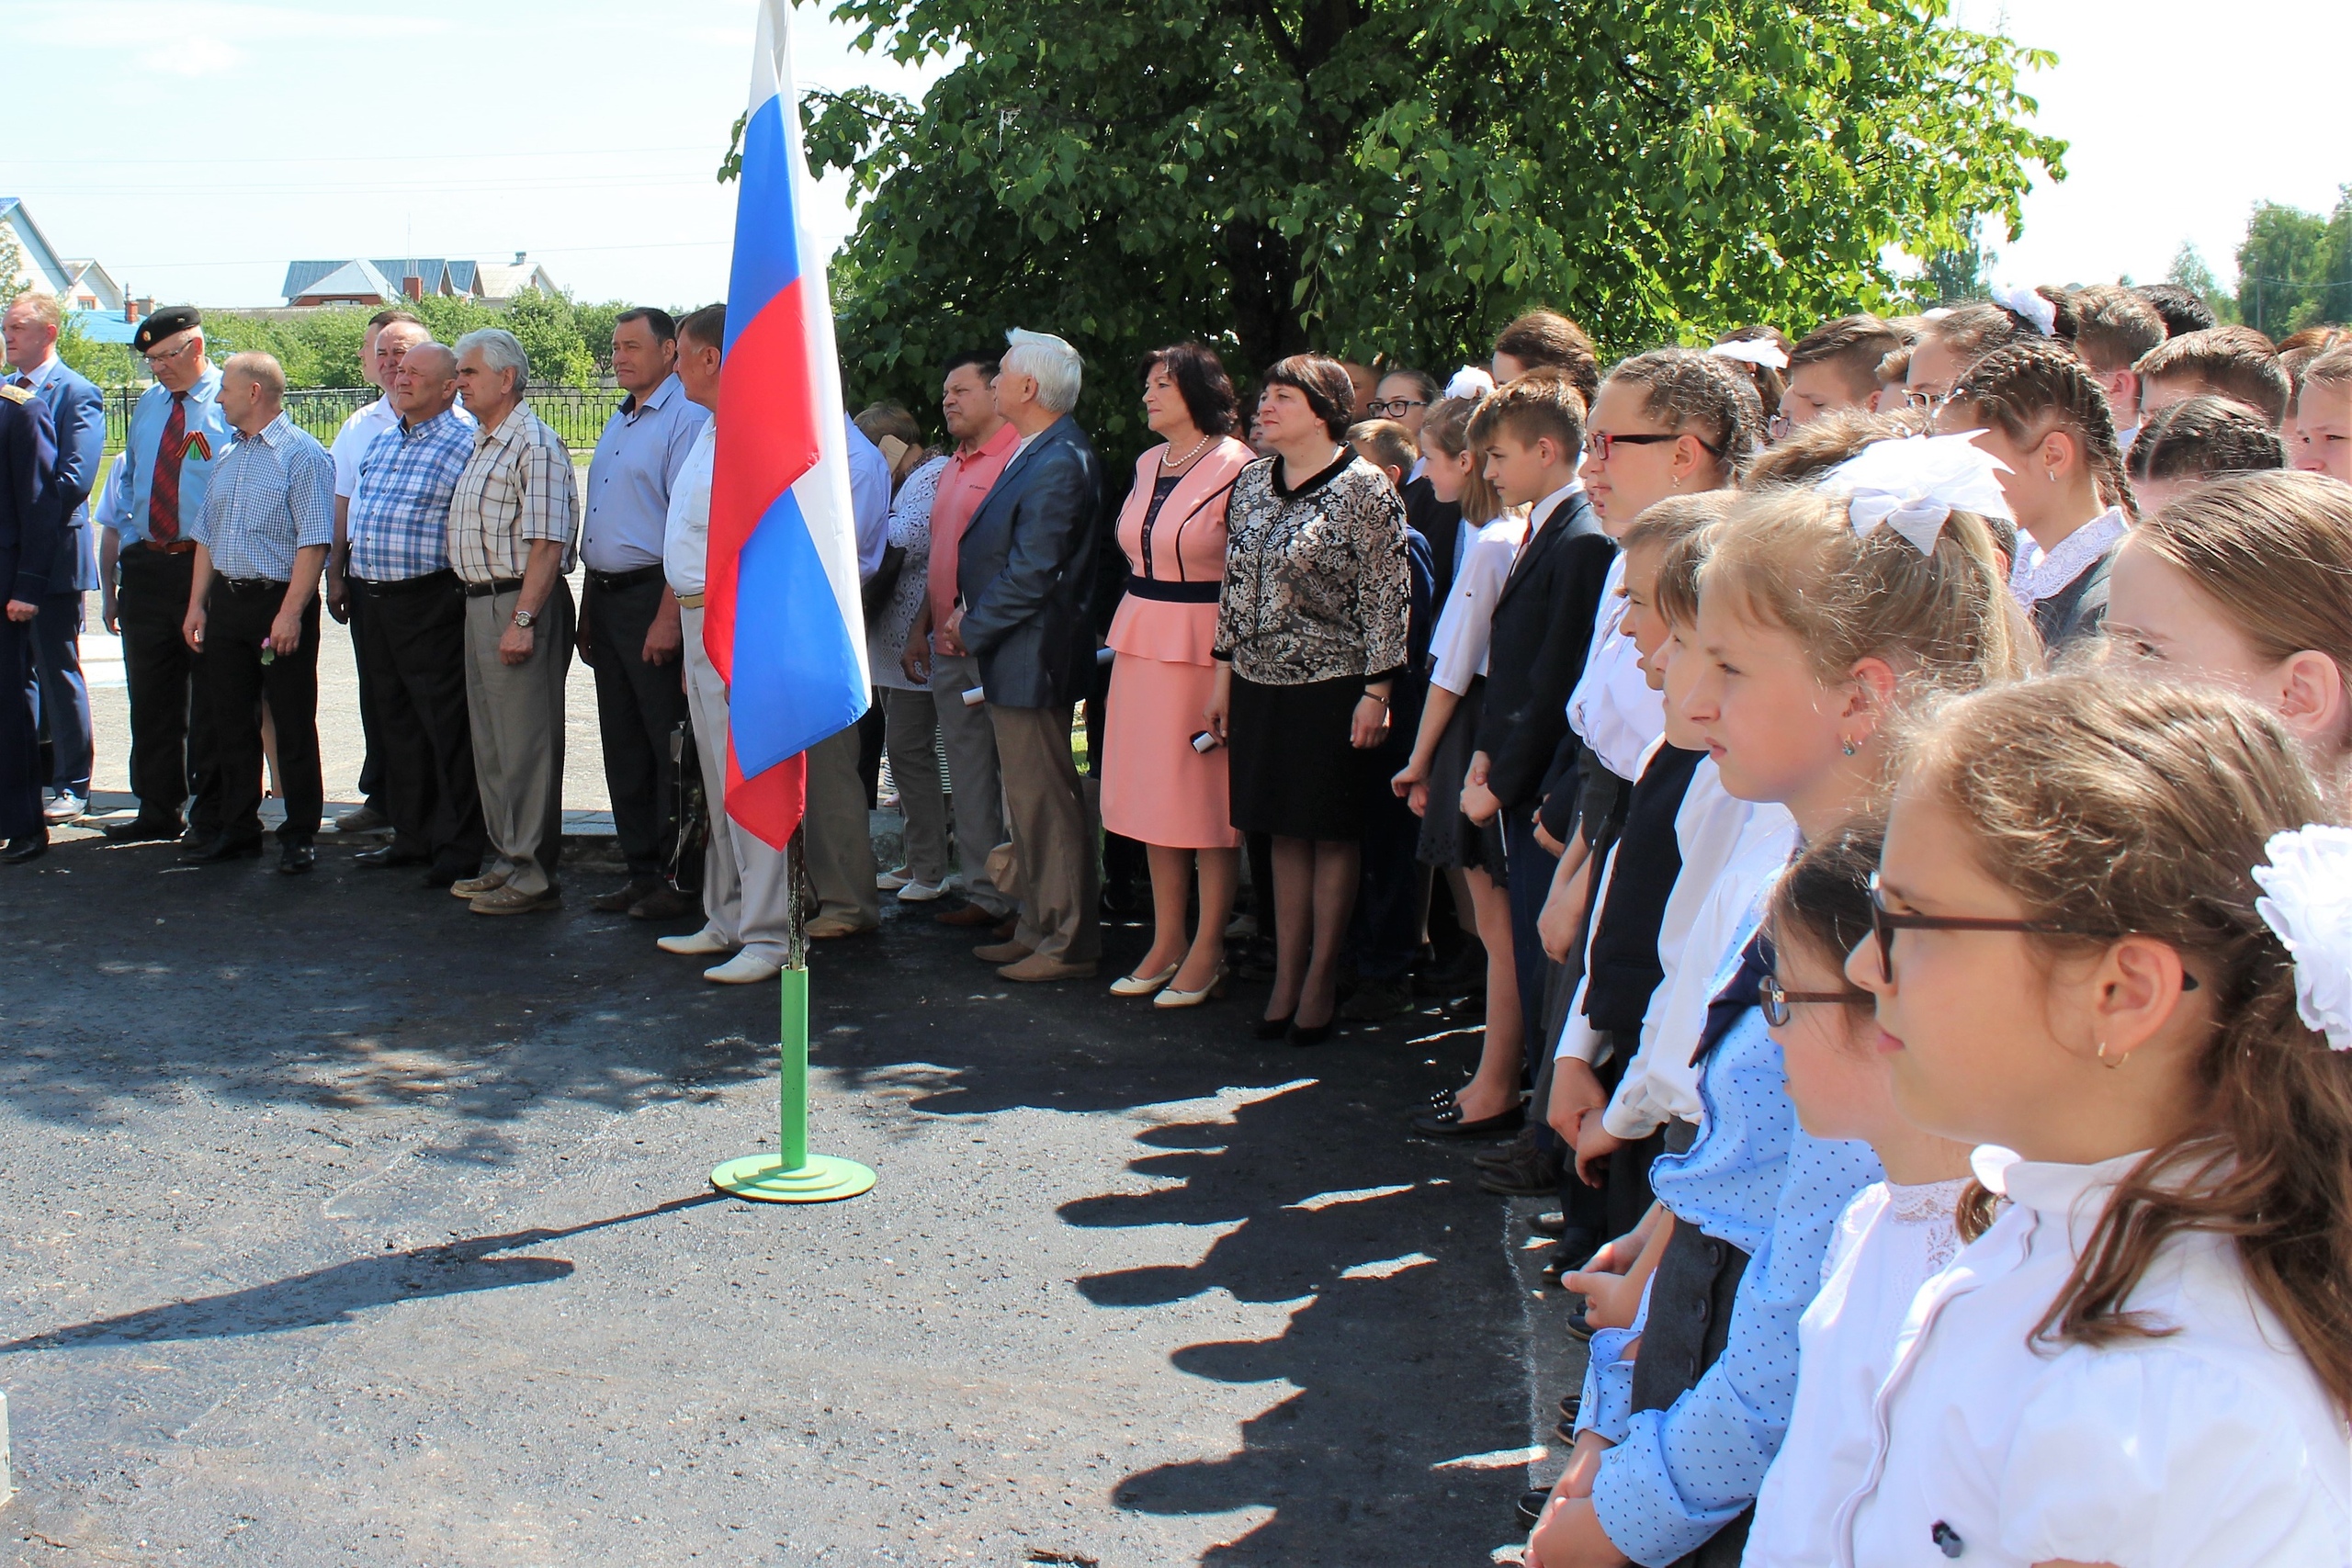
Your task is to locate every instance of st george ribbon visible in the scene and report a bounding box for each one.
[703,0,875,1204]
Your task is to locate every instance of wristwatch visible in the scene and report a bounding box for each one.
[512,608,537,629]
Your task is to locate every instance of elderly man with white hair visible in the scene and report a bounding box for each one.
[447,327,580,915]
[943,328,1106,981]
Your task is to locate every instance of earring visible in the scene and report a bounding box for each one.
[1841,739,1859,757]
[2097,1040,2126,1070]
[2046,468,2058,484]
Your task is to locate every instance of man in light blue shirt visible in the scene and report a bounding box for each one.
[98,305,231,844]
[578,307,708,919]
[181,352,334,874]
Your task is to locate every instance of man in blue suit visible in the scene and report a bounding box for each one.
[0,374,63,862]
[944,328,1104,982]
[3,294,104,823]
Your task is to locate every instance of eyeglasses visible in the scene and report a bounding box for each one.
[1902,388,1951,415]
[142,336,199,368]
[1366,398,1426,419]
[1758,973,1871,1028]
[1584,430,1721,462]
[1864,874,2199,990]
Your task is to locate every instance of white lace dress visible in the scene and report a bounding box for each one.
[1741,1176,1971,1568]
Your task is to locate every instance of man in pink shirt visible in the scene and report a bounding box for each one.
[900,350,1020,931]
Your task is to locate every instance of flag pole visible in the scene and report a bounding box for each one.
[709,819,875,1203]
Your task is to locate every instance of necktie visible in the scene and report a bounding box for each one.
[10,376,28,391]
[149,391,188,544]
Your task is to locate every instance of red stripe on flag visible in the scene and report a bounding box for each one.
[726,739,807,852]
[705,277,821,687]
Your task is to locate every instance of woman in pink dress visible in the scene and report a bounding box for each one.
[1102,344,1254,1006]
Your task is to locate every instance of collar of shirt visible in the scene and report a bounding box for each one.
[1524,478,1586,536]
[399,405,470,444]
[621,374,682,422]
[233,412,296,448]
[474,400,534,453]
[2019,505,2127,604]
[172,364,226,408]
[11,354,62,390]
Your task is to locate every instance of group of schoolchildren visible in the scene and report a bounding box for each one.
[1377,288,2352,1567]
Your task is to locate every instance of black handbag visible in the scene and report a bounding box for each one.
[665,716,709,896]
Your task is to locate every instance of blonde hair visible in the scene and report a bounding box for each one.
[1898,672,2352,1412]
[8,292,64,332]
[1650,521,1719,628]
[1346,417,1419,485]
[1419,393,1505,525]
[1700,487,2035,694]
[1620,490,1735,556]
[1738,406,1919,490]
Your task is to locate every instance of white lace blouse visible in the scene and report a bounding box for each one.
[1742,1177,1971,1568]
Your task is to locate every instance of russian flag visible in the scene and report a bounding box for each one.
[705,0,871,851]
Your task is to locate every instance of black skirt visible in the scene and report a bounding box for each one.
[1227,671,1374,840]
[1416,677,1489,871]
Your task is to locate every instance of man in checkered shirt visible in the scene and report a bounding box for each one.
[345,340,483,887]
[445,328,580,916]
[179,351,334,874]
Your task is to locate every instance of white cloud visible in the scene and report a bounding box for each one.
[132,37,245,78]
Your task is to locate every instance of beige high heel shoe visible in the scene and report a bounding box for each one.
[1154,963,1229,1009]
[1109,961,1181,997]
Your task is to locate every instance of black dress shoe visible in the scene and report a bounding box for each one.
[628,886,695,921]
[1,830,49,864]
[1475,1123,1542,1171]
[103,815,183,843]
[1339,976,1412,1021]
[1286,1020,1334,1047]
[1477,1138,1567,1197]
[179,835,265,865]
[1408,1099,1526,1139]
[589,877,659,913]
[278,840,316,874]
[1558,1393,1582,1424]
[419,862,469,889]
[1516,1487,1551,1530]
[1251,1013,1295,1042]
[355,844,428,869]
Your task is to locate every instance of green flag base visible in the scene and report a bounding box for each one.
[709,1152,876,1203]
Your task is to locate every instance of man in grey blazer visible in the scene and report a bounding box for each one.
[944,329,1104,981]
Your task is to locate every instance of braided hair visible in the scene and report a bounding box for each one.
[1604,347,1766,480]
[1944,339,2139,522]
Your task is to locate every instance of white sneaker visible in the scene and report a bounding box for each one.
[896,879,948,903]
[876,866,914,891]
[42,790,85,824]
[705,950,784,985]
[659,928,733,956]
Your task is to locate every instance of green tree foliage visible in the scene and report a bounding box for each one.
[763,0,2063,451]
[2165,242,2237,327]
[0,227,25,314]
[1912,239,1997,308]
[2236,189,2352,338]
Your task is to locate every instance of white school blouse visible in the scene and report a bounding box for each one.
[1835,1149,2352,1568]
[1741,1177,1969,1568]
[1564,552,1666,781]
[1424,515,1527,695]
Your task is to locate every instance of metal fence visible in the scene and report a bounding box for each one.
[102,385,627,454]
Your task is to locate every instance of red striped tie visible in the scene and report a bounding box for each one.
[149,391,188,544]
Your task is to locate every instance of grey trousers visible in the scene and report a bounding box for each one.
[680,606,792,958]
[990,702,1101,964]
[925,650,1011,916]
[804,721,880,929]
[882,685,949,886]
[461,581,573,897]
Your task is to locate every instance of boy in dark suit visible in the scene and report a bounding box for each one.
[0,378,63,861]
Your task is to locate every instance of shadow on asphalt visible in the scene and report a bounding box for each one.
[0,1193,727,1353]
[0,832,1533,1563]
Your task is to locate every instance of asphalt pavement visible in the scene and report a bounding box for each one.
[0,823,1577,1566]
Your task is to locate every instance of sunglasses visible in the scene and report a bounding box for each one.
[1758,973,1871,1028]
[1864,874,2199,990]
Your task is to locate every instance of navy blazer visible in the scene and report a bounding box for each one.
[0,389,63,606]
[1473,488,1614,811]
[26,361,103,593]
[955,414,1105,710]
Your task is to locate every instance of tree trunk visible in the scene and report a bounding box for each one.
[1222,220,1311,378]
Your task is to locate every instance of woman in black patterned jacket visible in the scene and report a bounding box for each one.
[1206,355,1411,1045]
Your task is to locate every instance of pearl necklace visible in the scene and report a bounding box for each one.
[1160,432,1214,471]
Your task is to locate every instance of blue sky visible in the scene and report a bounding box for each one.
[3,0,2345,311]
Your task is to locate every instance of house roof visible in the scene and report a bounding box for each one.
[293,258,396,301]
[66,309,139,344]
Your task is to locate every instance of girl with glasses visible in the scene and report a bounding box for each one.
[1836,672,2352,1568]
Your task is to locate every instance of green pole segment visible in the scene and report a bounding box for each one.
[780,963,808,1172]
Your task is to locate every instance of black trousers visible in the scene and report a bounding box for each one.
[117,547,220,832]
[355,571,483,870]
[204,581,322,844]
[345,591,385,807]
[585,573,687,878]
[1349,676,1428,980]
[0,612,40,840]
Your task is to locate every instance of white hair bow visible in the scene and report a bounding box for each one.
[1444,366,1496,400]
[1990,283,2057,338]
[2253,825,2352,1052]
[1709,339,1790,371]
[1815,433,2015,556]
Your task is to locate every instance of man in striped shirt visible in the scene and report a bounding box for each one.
[345,341,484,887]
[447,328,579,916]
[180,351,334,873]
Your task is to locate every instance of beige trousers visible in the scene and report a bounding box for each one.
[803,720,881,929]
[989,703,1101,964]
[680,605,794,957]
[460,581,572,897]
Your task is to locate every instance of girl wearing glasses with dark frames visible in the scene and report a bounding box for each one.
[1833,672,2352,1568]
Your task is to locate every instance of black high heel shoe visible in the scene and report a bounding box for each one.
[1287,1020,1334,1047]
[1252,1013,1295,1041]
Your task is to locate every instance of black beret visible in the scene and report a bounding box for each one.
[131,305,202,355]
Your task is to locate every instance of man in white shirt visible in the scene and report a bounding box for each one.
[324,310,424,834]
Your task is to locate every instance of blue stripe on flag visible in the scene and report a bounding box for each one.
[723,92,800,356]
[729,485,867,773]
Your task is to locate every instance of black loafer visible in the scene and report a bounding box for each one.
[1409,1100,1526,1139]
[1516,1487,1552,1531]
[103,815,182,843]
[1,831,49,864]
[278,841,316,875]
[179,835,265,865]
[355,844,427,869]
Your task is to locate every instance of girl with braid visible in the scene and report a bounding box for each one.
[1936,339,2137,653]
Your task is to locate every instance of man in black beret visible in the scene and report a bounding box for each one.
[99,305,228,845]
[0,377,63,862]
